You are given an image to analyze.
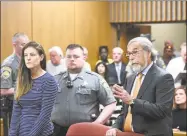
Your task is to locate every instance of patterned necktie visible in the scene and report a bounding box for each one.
[123,73,143,132]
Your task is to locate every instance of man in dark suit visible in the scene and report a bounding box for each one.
[106,47,127,86]
[106,37,174,136]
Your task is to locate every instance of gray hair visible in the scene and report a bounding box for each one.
[112,47,124,54]
[127,37,156,61]
[49,46,63,57]
[12,32,29,43]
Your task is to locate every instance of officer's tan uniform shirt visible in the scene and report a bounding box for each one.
[1,54,20,89]
[51,70,116,127]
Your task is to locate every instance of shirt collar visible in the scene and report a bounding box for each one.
[141,61,153,76]
[115,62,122,67]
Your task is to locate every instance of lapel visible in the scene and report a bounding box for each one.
[137,64,157,99]
[112,63,118,76]
[125,74,136,94]
[120,63,126,77]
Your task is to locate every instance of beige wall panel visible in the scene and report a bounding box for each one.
[32,1,114,69]
[74,2,113,67]
[1,1,32,62]
[32,1,75,60]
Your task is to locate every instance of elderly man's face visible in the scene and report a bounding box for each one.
[127,42,151,73]
[112,48,123,63]
[50,51,61,65]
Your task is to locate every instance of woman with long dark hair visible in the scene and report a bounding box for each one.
[172,86,187,132]
[95,61,107,80]
[9,41,58,136]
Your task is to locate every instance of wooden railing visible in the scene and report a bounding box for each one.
[110,0,186,23]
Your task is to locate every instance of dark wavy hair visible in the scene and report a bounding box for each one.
[15,41,46,100]
[95,61,107,79]
[173,86,187,109]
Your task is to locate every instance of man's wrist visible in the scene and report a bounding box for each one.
[128,99,135,105]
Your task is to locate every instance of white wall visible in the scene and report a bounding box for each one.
[150,23,186,56]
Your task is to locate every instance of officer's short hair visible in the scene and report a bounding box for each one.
[49,46,63,57]
[66,44,84,52]
[128,37,156,61]
[12,32,29,43]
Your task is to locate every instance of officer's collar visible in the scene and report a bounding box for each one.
[63,69,85,80]
[13,53,21,63]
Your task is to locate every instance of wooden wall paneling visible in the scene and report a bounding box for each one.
[110,2,114,23]
[117,2,121,22]
[147,1,152,22]
[142,1,147,22]
[137,1,142,22]
[167,1,171,21]
[74,1,114,68]
[113,2,117,23]
[152,1,157,22]
[128,1,133,22]
[109,1,185,23]
[177,1,182,21]
[119,1,123,23]
[172,1,176,21]
[162,1,166,21]
[156,1,161,22]
[132,1,137,22]
[32,1,75,60]
[182,1,186,21]
[1,1,32,62]
[124,1,128,22]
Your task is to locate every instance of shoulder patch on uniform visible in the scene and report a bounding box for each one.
[1,66,12,79]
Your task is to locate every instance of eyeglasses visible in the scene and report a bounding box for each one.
[126,49,143,58]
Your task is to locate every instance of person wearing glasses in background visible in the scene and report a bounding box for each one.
[106,37,174,136]
[51,44,116,136]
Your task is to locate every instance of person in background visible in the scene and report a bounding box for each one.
[95,61,108,80]
[105,47,126,126]
[47,46,66,76]
[96,46,113,65]
[51,44,116,136]
[106,37,174,136]
[0,32,29,136]
[166,42,186,80]
[82,46,91,71]
[162,40,176,66]
[172,86,187,132]
[106,47,126,86]
[9,41,58,136]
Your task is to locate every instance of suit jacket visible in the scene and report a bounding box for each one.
[106,62,127,86]
[112,64,174,136]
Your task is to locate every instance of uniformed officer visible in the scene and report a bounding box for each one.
[51,44,116,136]
[0,32,29,136]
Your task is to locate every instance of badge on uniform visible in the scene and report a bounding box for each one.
[1,66,12,79]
